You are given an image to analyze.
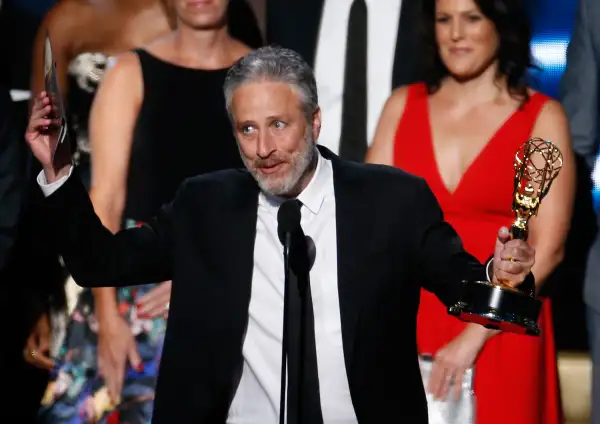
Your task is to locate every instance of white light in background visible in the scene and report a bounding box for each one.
[529,36,600,207]
[530,37,569,71]
[592,157,600,202]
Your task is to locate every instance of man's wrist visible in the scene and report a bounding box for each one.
[43,164,72,184]
[38,165,74,197]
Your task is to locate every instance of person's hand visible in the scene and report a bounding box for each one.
[24,91,71,182]
[492,227,535,286]
[427,325,489,400]
[97,313,141,404]
[23,312,55,370]
[136,280,172,320]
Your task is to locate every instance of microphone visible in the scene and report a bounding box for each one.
[277,201,316,288]
[277,199,302,248]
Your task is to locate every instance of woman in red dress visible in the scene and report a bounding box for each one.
[366,0,575,423]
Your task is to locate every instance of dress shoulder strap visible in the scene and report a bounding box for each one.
[522,91,551,121]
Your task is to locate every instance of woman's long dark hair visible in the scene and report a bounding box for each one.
[420,0,534,103]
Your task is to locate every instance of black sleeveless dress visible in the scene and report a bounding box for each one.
[125,50,244,223]
[39,50,244,424]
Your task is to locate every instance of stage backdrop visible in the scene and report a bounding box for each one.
[527,0,574,99]
[527,0,593,351]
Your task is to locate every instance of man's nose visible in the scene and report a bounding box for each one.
[257,131,276,158]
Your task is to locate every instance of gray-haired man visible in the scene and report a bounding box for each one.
[26,46,535,423]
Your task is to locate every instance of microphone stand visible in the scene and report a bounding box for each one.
[279,232,292,424]
[279,233,311,424]
[297,266,310,424]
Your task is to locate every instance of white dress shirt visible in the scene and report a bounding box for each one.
[314,0,404,155]
[227,153,357,423]
[38,152,359,424]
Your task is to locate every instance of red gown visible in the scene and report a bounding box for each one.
[394,83,563,424]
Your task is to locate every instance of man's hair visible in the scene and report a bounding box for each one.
[223,46,319,121]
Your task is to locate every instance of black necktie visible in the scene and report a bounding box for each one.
[286,200,323,424]
[340,0,368,162]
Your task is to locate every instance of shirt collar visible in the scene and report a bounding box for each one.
[258,149,332,216]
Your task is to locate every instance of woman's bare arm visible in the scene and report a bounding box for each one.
[88,53,143,318]
[30,1,89,102]
[364,86,409,165]
[526,99,576,291]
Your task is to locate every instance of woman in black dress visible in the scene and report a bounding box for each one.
[38,1,261,422]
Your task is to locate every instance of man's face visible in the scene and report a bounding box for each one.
[231,80,321,196]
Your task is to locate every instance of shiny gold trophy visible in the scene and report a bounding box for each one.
[448,137,563,336]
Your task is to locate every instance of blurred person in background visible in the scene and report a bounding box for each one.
[0,85,26,271]
[0,0,56,127]
[266,0,423,161]
[29,0,261,191]
[0,0,56,89]
[33,0,261,422]
[366,0,574,422]
[0,84,65,423]
[0,83,34,418]
[0,3,67,417]
[560,0,600,422]
[22,0,176,393]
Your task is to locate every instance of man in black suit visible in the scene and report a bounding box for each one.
[267,0,422,161]
[26,47,534,423]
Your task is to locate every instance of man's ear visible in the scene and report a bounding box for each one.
[312,107,322,141]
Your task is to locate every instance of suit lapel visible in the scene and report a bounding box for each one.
[227,169,260,307]
[320,147,369,377]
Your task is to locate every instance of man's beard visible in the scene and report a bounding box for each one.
[241,130,316,196]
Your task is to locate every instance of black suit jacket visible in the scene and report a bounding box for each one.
[266,0,423,88]
[0,84,64,313]
[0,85,27,270]
[0,85,64,413]
[46,147,490,423]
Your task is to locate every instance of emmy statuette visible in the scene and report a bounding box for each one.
[448,137,563,336]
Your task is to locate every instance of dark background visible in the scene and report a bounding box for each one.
[525,0,594,352]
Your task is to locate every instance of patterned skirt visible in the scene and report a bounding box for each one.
[39,221,166,423]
